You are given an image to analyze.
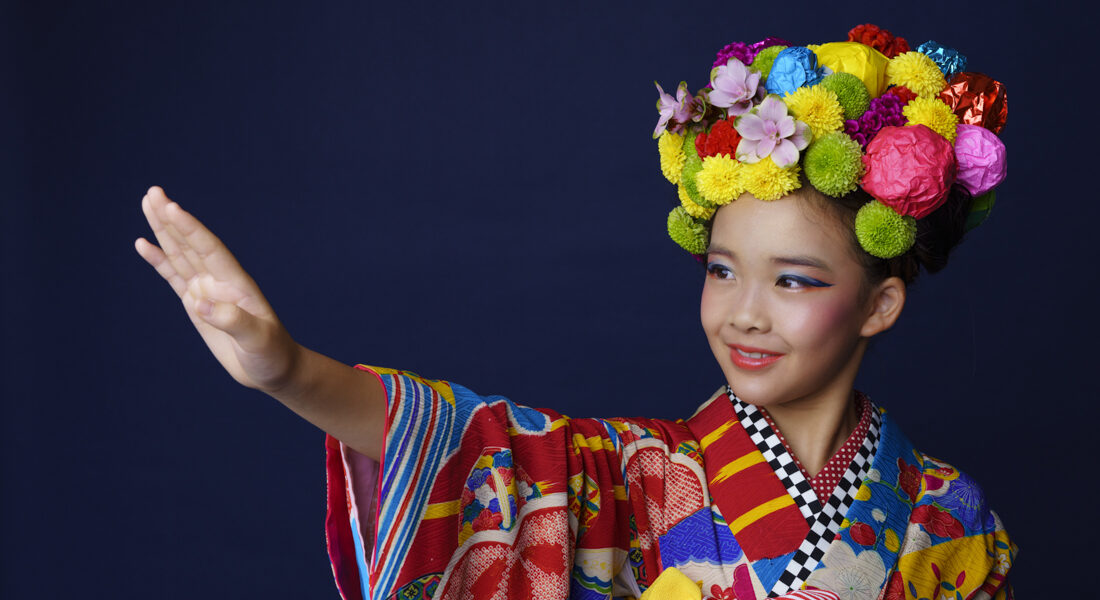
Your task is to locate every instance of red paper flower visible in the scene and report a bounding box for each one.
[912,504,965,539]
[848,23,910,58]
[861,125,957,219]
[849,522,878,546]
[896,457,923,503]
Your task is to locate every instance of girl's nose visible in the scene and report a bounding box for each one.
[728,284,770,333]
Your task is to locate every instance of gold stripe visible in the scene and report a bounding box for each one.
[422,500,460,519]
[699,419,737,450]
[507,417,569,436]
[728,495,795,534]
[711,452,765,484]
[571,433,616,453]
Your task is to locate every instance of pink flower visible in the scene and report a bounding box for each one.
[707,57,760,117]
[734,95,810,167]
[654,81,700,138]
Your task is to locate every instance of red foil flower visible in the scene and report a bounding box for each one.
[848,23,910,58]
[695,119,743,158]
[938,72,1008,134]
[912,504,966,539]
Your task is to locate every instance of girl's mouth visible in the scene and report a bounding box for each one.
[729,345,784,369]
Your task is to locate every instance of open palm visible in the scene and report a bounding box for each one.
[135,186,299,392]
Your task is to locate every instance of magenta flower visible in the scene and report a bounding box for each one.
[707,58,760,117]
[654,81,699,138]
[734,95,811,168]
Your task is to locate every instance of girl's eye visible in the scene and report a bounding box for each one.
[776,274,832,289]
[706,262,733,279]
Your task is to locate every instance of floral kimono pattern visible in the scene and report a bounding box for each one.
[324,367,1015,600]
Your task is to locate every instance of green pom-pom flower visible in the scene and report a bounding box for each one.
[750,45,787,81]
[667,206,710,254]
[804,132,864,197]
[680,132,713,208]
[819,72,870,120]
[965,190,995,232]
[855,200,917,258]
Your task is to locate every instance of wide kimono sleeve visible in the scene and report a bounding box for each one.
[324,366,708,600]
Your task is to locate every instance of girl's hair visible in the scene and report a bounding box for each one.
[799,182,976,287]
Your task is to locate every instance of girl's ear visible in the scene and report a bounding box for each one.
[860,276,906,337]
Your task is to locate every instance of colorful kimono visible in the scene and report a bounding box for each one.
[324,367,1015,600]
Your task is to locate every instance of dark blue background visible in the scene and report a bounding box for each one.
[4,1,1091,597]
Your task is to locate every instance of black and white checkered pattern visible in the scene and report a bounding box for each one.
[726,388,881,597]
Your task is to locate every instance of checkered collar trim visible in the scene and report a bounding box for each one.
[726,387,881,597]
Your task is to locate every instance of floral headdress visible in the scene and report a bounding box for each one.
[655,24,1008,258]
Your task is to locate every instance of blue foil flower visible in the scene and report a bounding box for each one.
[917,40,967,79]
[764,46,825,96]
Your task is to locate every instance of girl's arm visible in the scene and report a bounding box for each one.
[134,186,386,460]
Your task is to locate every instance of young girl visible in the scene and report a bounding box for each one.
[136,25,1013,600]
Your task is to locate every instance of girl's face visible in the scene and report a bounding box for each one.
[700,192,878,410]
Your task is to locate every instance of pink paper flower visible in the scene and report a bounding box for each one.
[654,80,700,138]
[734,95,811,167]
[707,57,760,117]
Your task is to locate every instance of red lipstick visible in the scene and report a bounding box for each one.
[728,344,784,370]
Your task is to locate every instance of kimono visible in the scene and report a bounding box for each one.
[324,367,1015,600]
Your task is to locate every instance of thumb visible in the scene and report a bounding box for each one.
[194,297,267,350]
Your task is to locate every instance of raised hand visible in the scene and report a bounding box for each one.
[135,186,300,392]
[135,186,387,459]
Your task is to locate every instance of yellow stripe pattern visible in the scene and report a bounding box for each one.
[727,495,795,534]
[711,452,766,484]
[423,500,461,519]
[698,419,737,451]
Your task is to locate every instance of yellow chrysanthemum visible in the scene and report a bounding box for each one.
[677,184,715,219]
[903,97,960,142]
[741,158,801,201]
[783,85,844,139]
[886,51,947,98]
[657,131,686,184]
[695,155,744,206]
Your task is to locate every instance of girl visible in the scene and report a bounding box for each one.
[136,25,1013,600]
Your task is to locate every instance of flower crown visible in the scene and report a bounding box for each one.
[655,24,1008,258]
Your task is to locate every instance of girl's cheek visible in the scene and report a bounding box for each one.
[782,295,859,336]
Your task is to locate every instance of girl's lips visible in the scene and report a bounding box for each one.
[728,344,784,370]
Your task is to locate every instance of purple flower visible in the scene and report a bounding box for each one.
[707,58,760,117]
[713,37,793,69]
[734,95,811,167]
[654,81,699,138]
[845,95,907,148]
[713,42,753,68]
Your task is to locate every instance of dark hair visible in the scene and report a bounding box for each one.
[799,183,976,287]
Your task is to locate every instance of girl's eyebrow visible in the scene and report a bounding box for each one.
[706,245,832,272]
[772,255,832,272]
[705,244,734,258]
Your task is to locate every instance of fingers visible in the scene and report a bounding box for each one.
[134,237,188,296]
[142,189,198,282]
[140,186,247,284]
[192,290,268,352]
[162,200,247,282]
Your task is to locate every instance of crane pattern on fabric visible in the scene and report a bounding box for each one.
[323,368,1015,600]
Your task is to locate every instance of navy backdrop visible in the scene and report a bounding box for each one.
[4,0,1094,597]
